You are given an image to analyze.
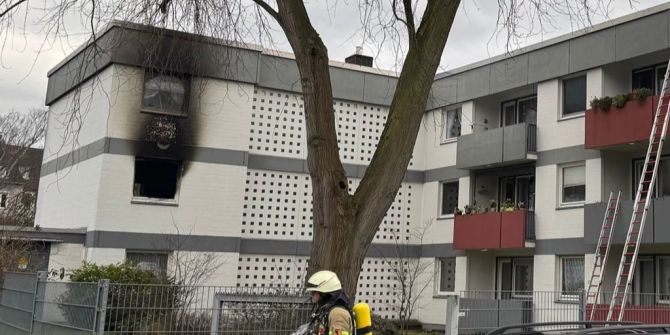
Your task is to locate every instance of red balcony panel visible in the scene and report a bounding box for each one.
[585,96,658,149]
[587,304,670,323]
[500,210,527,248]
[454,210,530,250]
[453,212,501,250]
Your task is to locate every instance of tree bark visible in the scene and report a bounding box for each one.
[272,0,461,298]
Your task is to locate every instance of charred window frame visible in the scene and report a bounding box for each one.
[141,70,191,117]
[132,157,183,205]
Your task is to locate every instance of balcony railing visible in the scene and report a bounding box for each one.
[454,209,535,250]
[585,95,657,149]
[456,123,537,170]
[584,196,670,244]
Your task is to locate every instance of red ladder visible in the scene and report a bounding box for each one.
[607,62,670,322]
[585,191,621,321]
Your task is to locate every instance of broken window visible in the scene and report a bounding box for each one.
[142,71,189,115]
[133,158,181,200]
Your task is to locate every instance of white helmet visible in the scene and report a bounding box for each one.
[305,270,342,293]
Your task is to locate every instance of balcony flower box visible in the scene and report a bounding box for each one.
[585,95,658,149]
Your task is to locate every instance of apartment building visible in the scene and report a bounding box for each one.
[32,3,670,327]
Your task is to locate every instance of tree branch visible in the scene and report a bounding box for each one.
[353,0,460,241]
[0,0,27,18]
[403,0,416,37]
[251,0,280,22]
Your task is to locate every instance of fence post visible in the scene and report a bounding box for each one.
[29,271,48,334]
[578,290,585,321]
[445,294,460,335]
[95,279,109,335]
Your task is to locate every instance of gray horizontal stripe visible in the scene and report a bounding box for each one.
[85,231,241,252]
[71,230,589,256]
[534,238,588,255]
[536,145,601,166]
[423,166,470,183]
[40,137,424,183]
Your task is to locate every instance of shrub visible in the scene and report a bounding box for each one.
[633,88,653,102]
[589,97,600,110]
[597,96,613,111]
[60,262,181,332]
[372,314,399,335]
[613,94,629,108]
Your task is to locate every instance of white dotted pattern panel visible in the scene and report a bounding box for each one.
[250,88,415,166]
[249,89,306,159]
[242,169,421,242]
[236,255,309,289]
[235,255,404,319]
[241,170,313,240]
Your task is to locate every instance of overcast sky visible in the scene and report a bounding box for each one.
[0,0,668,114]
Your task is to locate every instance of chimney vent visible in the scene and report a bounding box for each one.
[345,47,373,67]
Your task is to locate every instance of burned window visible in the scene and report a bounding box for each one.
[133,158,181,200]
[142,71,189,115]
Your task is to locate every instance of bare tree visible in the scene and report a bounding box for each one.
[0,0,611,296]
[378,221,433,333]
[0,109,47,278]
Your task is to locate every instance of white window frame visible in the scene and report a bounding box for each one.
[558,162,586,207]
[126,250,170,276]
[560,74,587,120]
[131,158,183,206]
[435,257,456,295]
[141,71,191,117]
[441,108,461,143]
[439,180,459,219]
[558,255,584,301]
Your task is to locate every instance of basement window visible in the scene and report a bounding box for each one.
[142,71,190,116]
[132,158,182,204]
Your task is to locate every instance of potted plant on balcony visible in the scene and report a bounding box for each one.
[490,200,497,212]
[453,207,462,216]
[502,198,516,212]
[632,88,652,102]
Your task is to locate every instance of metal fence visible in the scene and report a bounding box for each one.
[586,292,670,324]
[458,291,583,334]
[1,272,311,334]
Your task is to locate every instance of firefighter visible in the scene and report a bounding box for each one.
[306,270,354,335]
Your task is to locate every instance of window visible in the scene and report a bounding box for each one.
[501,96,537,126]
[633,64,668,95]
[133,158,182,201]
[562,75,587,117]
[440,181,459,216]
[437,257,456,293]
[658,256,670,302]
[127,251,169,276]
[142,72,189,116]
[442,108,461,142]
[498,174,535,211]
[560,164,585,205]
[498,257,533,298]
[0,193,6,208]
[559,256,584,299]
[634,156,670,199]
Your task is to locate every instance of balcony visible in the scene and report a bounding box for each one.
[456,123,537,170]
[453,210,535,250]
[585,95,658,149]
[584,197,670,244]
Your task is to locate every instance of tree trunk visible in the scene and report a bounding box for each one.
[274,0,461,298]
